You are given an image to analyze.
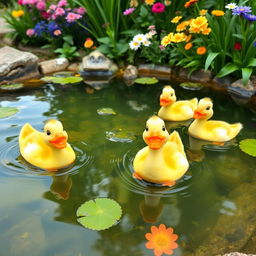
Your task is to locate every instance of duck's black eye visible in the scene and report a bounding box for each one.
[145,127,149,131]
[46,130,51,136]
[206,106,211,110]
[171,94,173,96]
[162,126,166,131]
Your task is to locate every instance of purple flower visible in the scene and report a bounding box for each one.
[244,14,256,21]
[232,6,252,15]
[123,8,135,15]
[254,41,256,47]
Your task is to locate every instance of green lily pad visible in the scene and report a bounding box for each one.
[77,198,122,231]
[239,139,256,157]
[53,71,75,77]
[135,77,159,85]
[0,83,24,91]
[41,76,83,84]
[97,108,116,116]
[0,107,19,118]
[179,82,204,90]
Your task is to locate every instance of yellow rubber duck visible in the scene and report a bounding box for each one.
[158,86,198,121]
[188,98,243,142]
[19,120,76,170]
[133,116,189,186]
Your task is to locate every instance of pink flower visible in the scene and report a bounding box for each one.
[49,4,57,10]
[55,7,65,16]
[26,28,35,37]
[66,12,82,23]
[148,25,156,30]
[152,2,165,13]
[54,29,62,36]
[36,1,46,11]
[58,0,67,7]
[123,8,135,15]
[159,45,165,51]
[74,7,86,15]
[41,11,50,19]
[18,0,23,5]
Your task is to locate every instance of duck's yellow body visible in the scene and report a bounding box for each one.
[158,86,198,121]
[19,120,76,170]
[189,98,242,142]
[133,116,189,185]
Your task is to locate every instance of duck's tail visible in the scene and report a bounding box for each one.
[19,123,36,146]
[230,123,243,138]
[189,98,198,110]
[168,130,185,153]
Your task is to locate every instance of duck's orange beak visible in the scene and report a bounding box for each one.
[194,110,206,119]
[160,96,172,106]
[145,136,166,150]
[49,136,67,149]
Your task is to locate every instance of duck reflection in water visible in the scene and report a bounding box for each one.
[50,174,72,200]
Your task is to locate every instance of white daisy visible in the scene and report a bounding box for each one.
[225,3,238,9]
[129,40,140,50]
[133,34,147,43]
[142,40,151,47]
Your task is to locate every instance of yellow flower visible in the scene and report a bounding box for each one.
[171,33,187,43]
[165,0,171,6]
[190,16,207,29]
[211,10,225,16]
[200,9,208,15]
[176,21,189,32]
[161,36,171,47]
[145,0,155,5]
[12,9,24,18]
[197,46,207,55]
[130,0,138,7]
[185,42,193,50]
[171,16,182,23]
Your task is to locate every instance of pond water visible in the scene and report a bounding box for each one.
[0,79,256,256]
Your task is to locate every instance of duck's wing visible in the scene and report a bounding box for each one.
[189,98,198,110]
[133,147,148,172]
[168,131,185,153]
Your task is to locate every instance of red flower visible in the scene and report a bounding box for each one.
[234,42,242,50]
[41,11,50,19]
[152,2,165,13]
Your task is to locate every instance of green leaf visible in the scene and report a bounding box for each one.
[184,60,200,68]
[63,35,74,45]
[97,37,111,44]
[239,139,256,157]
[247,58,256,67]
[205,52,219,70]
[77,198,122,231]
[179,82,204,90]
[97,108,116,116]
[135,77,159,85]
[242,68,253,86]
[0,107,19,118]
[41,76,83,84]
[217,63,239,77]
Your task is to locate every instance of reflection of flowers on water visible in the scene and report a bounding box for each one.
[145,224,178,256]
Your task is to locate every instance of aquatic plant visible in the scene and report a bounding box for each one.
[0,107,19,118]
[239,139,256,157]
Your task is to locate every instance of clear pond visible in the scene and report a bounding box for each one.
[0,79,256,256]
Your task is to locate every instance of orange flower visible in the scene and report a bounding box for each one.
[145,224,178,256]
[202,27,211,35]
[200,9,208,15]
[211,10,225,16]
[186,34,192,42]
[145,0,155,5]
[84,38,94,48]
[185,42,193,50]
[184,0,198,8]
[197,46,207,55]
[176,21,189,32]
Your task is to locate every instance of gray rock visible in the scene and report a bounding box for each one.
[0,18,14,38]
[0,46,39,84]
[213,76,233,89]
[123,65,138,80]
[190,69,212,83]
[39,58,69,74]
[81,50,118,76]
[67,62,80,72]
[223,253,256,256]
[138,64,171,81]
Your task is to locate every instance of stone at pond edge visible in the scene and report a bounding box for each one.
[213,76,233,90]
[223,253,256,256]
[138,64,171,81]
[0,46,39,84]
[39,58,69,75]
[67,62,80,72]
[123,65,138,80]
